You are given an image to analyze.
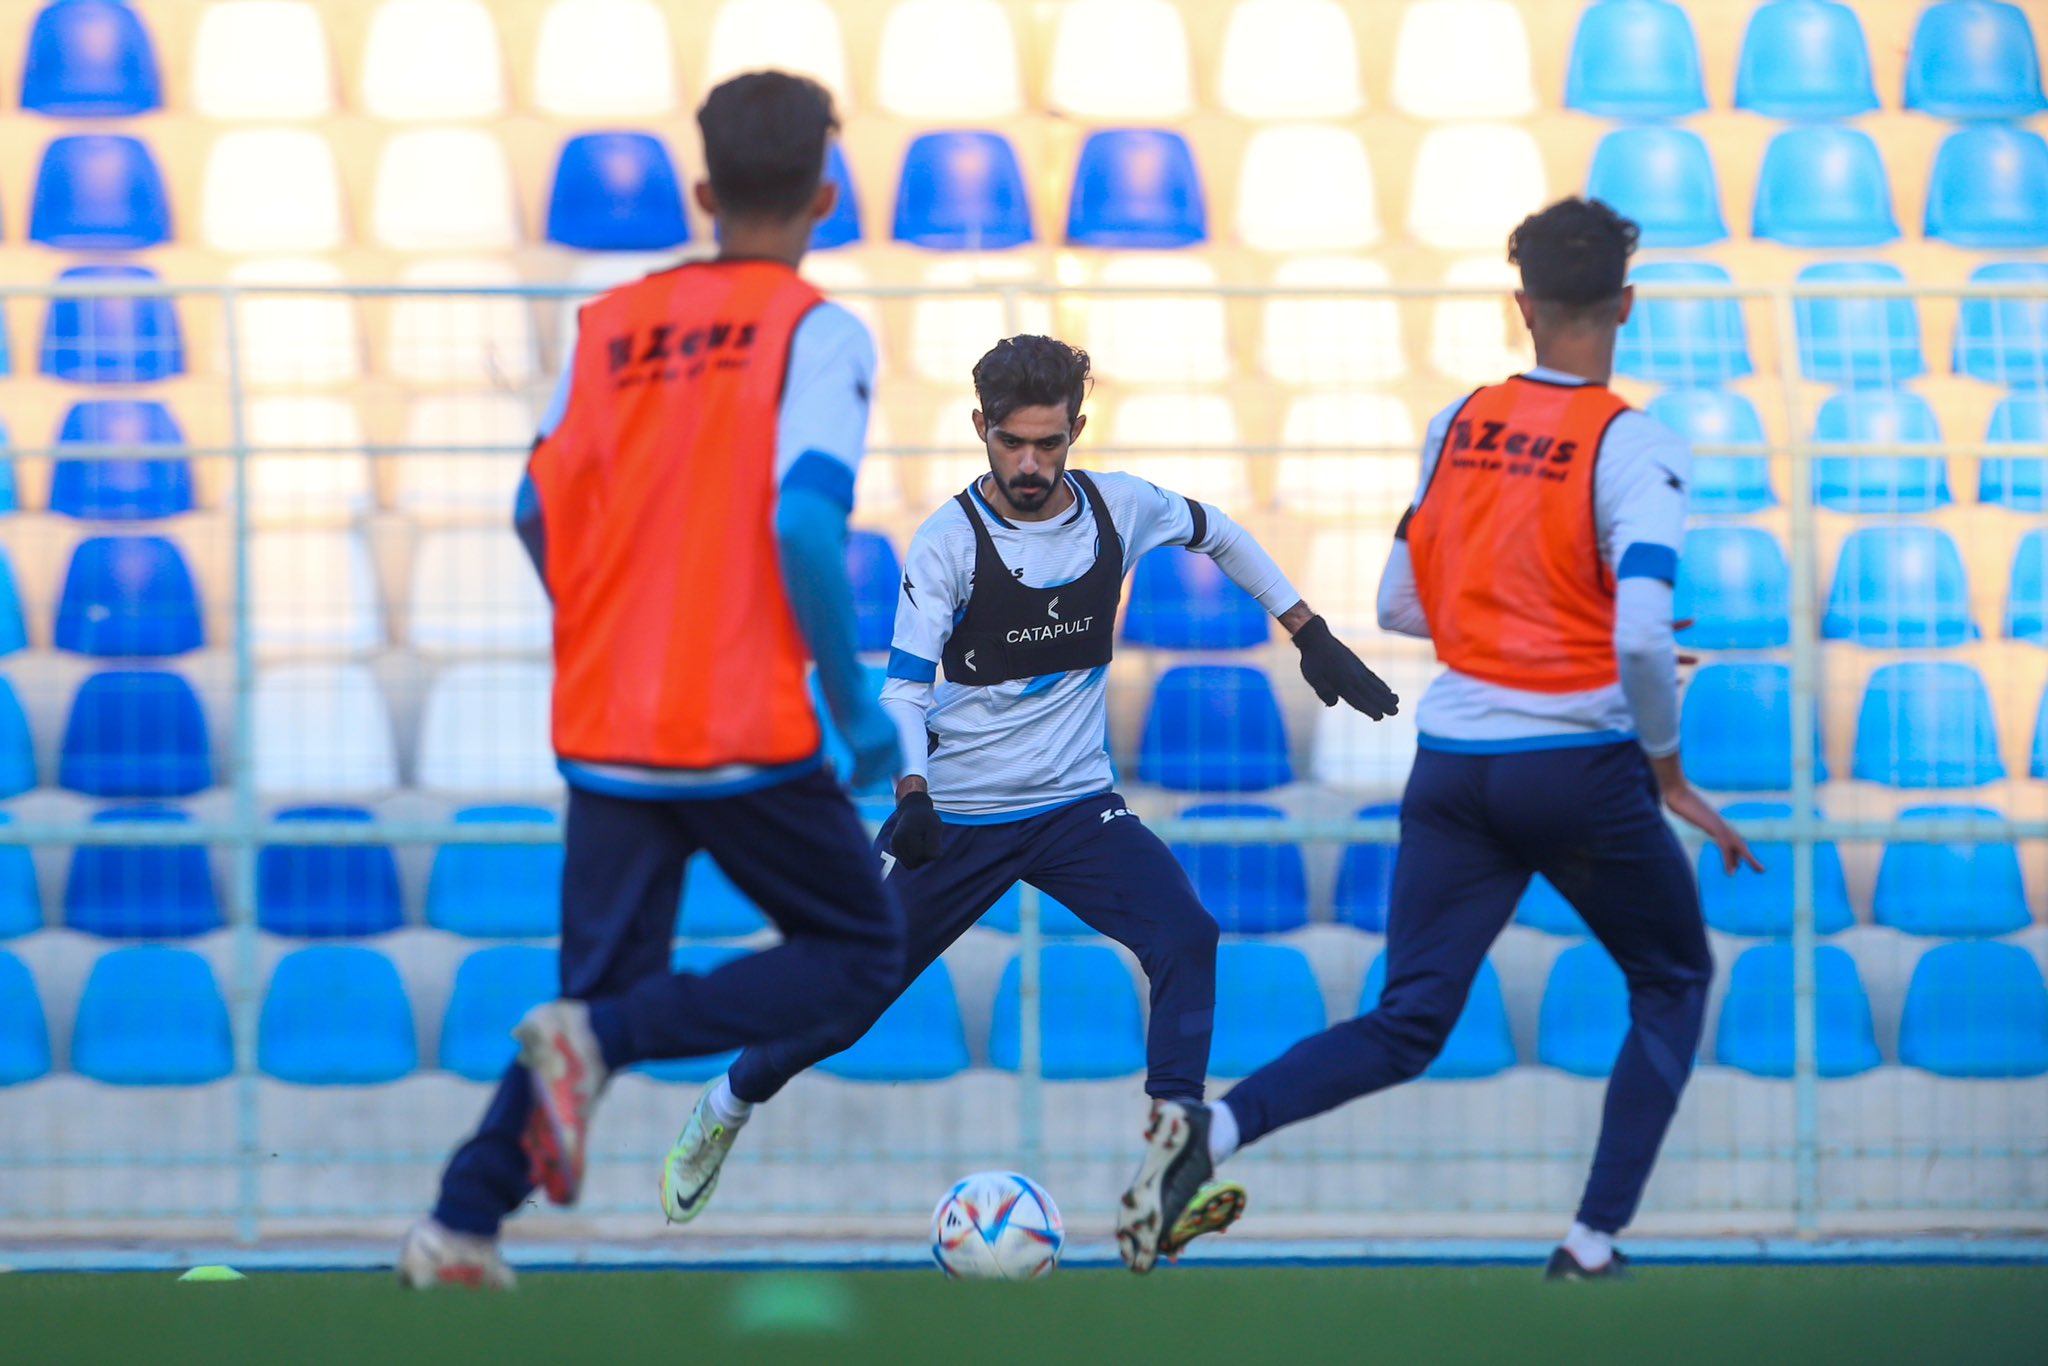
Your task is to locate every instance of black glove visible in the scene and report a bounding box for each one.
[1293,615,1400,719]
[890,788,946,869]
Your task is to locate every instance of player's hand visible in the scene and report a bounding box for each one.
[890,787,945,869]
[1292,615,1400,719]
[840,700,901,793]
[1656,763,1765,876]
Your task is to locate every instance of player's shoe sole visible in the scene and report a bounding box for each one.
[1116,1099,1213,1275]
[1161,1179,1247,1261]
[514,1001,606,1207]
[1544,1246,1631,1281]
[396,1219,516,1291]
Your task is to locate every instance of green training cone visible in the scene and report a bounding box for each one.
[178,1265,246,1282]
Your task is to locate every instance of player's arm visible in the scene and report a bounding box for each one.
[875,521,967,867]
[511,337,579,593]
[1374,403,1457,640]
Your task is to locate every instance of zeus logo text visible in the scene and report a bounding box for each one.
[1099,807,1135,824]
[1447,418,1579,465]
[604,320,758,375]
[1007,617,1096,644]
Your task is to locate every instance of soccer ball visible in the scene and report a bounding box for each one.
[930,1172,1065,1280]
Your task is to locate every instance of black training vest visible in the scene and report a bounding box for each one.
[940,470,1124,687]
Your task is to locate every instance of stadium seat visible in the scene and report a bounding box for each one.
[1309,657,1429,794]
[54,536,205,658]
[636,944,749,1083]
[679,852,770,939]
[65,805,222,939]
[1406,124,1547,252]
[1615,263,1752,384]
[1753,127,1899,246]
[386,258,538,388]
[49,399,193,521]
[1504,875,1584,936]
[1954,261,2048,387]
[0,681,32,800]
[1898,941,2048,1077]
[546,133,689,252]
[1430,256,1535,384]
[1715,944,1881,1078]
[1586,127,1726,248]
[903,255,1046,383]
[1852,662,2005,789]
[21,0,160,116]
[417,663,556,795]
[1082,255,1231,384]
[1905,0,2046,120]
[191,0,337,119]
[260,947,417,1085]
[251,664,400,797]
[990,944,1146,1079]
[1822,525,1977,649]
[1123,547,1267,650]
[1236,125,1379,252]
[1211,942,1325,1077]
[0,550,22,657]
[360,0,504,120]
[1675,526,1791,650]
[876,0,1021,119]
[977,884,1093,937]
[533,0,675,117]
[392,394,533,523]
[1275,395,1418,517]
[1262,259,1405,387]
[0,814,39,939]
[30,134,170,250]
[1646,391,1776,514]
[427,806,563,938]
[258,806,403,938]
[1980,394,2048,510]
[1812,389,1952,512]
[812,142,861,252]
[440,946,558,1081]
[1332,803,1402,932]
[1047,0,1192,119]
[1697,802,1853,938]
[702,0,847,106]
[372,128,518,252]
[1538,942,1630,1077]
[1360,954,1516,1079]
[1169,805,1308,935]
[1925,125,2048,247]
[1066,129,1207,249]
[1564,0,1707,118]
[1110,392,1251,505]
[408,529,551,655]
[2034,689,2048,779]
[0,421,14,511]
[1874,806,2030,937]
[1793,262,1923,386]
[1137,666,1292,793]
[1735,0,1878,117]
[249,531,384,654]
[1217,0,1363,118]
[1392,0,1535,119]
[820,961,971,1082]
[200,129,345,254]
[71,947,233,1085]
[1679,662,1825,792]
[228,259,362,389]
[843,531,899,657]
[892,131,1033,251]
[60,671,212,799]
[2008,529,2048,642]
[245,396,372,525]
[41,265,185,384]
[0,952,50,1084]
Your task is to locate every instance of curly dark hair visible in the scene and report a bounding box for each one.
[696,71,839,220]
[1508,197,1641,311]
[971,334,1093,426]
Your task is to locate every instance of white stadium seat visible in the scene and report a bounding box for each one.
[1103,391,1252,507]
[877,0,1022,119]
[201,128,345,254]
[416,662,559,795]
[1236,125,1380,252]
[227,258,361,389]
[1304,528,1387,632]
[392,394,536,524]
[703,0,848,107]
[249,530,385,654]
[360,0,506,121]
[1262,257,1406,386]
[386,258,540,387]
[799,254,886,379]
[1391,0,1536,119]
[1078,255,1231,384]
[1310,656,1439,793]
[1431,256,1534,383]
[1407,124,1548,251]
[1218,0,1364,119]
[244,396,373,526]
[533,0,677,118]
[909,256,1051,383]
[408,529,552,655]
[1275,394,1421,519]
[372,128,518,252]
[191,1,336,119]
[1048,0,1192,119]
[252,664,400,796]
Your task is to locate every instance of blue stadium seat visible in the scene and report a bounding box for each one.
[1675,526,1791,650]
[258,806,403,938]
[20,0,161,116]
[812,664,894,798]
[679,851,770,938]
[1874,806,2031,937]
[1899,940,2048,1077]
[1645,389,1775,514]
[893,131,1034,250]
[54,536,204,658]
[1735,0,1878,118]
[1169,804,1307,934]
[1954,262,2048,387]
[1714,943,1881,1078]
[1516,874,1589,936]
[1811,389,1951,512]
[1752,126,1898,246]
[1979,394,2048,510]
[1925,124,2048,247]
[1564,0,1706,118]
[0,680,32,799]
[1210,942,1325,1077]
[1905,0,2046,120]
[812,141,861,251]
[1065,128,1207,249]
[1615,263,1752,384]
[820,961,970,1082]
[439,945,557,1082]
[0,951,51,1084]
[990,943,1145,1079]
[1137,665,1293,792]
[72,946,233,1085]
[59,670,212,798]
[65,804,220,939]
[260,947,416,1084]
[1538,942,1629,1077]
[1852,662,2004,789]
[41,265,185,384]
[847,530,900,655]
[977,884,1092,936]
[1679,662,1825,792]
[544,132,689,251]
[1792,262,1922,386]
[0,813,40,939]
[2034,687,2048,779]
[29,134,171,249]
[1360,954,1515,1078]
[1697,802,1853,938]
[1124,547,1267,650]
[1585,127,1726,248]
[637,944,746,1083]
[426,806,562,938]
[1822,525,1977,649]
[1332,802,1401,932]
[49,399,194,521]
[0,547,24,656]
[2009,529,2048,643]
[0,419,16,510]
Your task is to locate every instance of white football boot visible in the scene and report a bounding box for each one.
[396,1218,516,1291]
[660,1083,743,1225]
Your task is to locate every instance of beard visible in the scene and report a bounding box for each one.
[1004,475,1055,510]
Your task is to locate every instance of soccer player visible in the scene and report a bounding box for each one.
[399,72,909,1289]
[659,334,1399,1257]
[1116,198,1762,1278]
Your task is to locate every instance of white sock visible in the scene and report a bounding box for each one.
[1562,1221,1614,1271]
[1206,1100,1240,1165]
[706,1076,754,1129]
